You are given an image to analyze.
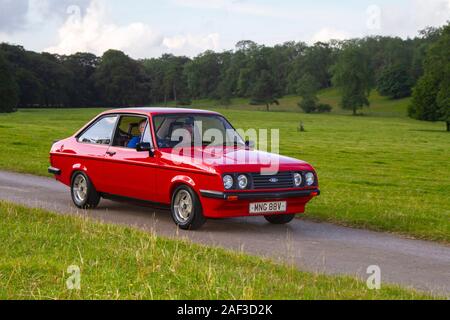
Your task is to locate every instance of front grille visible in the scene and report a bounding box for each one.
[250,172,295,189]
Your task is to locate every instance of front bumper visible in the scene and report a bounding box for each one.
[200,189,320,201]
[199,188,319,218]
[199,188,320,218]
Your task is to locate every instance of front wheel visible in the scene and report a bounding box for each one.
[264,214,296,225]
[71,172,101,209]
[171,186,206,230]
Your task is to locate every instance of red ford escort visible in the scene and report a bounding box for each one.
[49,108,319,230]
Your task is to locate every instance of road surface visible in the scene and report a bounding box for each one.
[0,170,449,296]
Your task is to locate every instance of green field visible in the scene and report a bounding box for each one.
[163,88,414,118]
[0,201,434,300]
[0,91,449,242]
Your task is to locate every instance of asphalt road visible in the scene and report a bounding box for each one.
[0,170,449,296]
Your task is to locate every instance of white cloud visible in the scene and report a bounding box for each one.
[45,0,162,57]
[171,0,297,19]
[311,28,352,43]
[26,0,50,24]
[45,0,221,58]
[163,33,220,55]
[4,0,449,58]
[23,0,91,28]
[0,31,12,43]
[412,0,450,29]
[373,0,450,38]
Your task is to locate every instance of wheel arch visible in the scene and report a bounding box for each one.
[169,176,207,230]
[169,175,198,199]
[70,165,94,187]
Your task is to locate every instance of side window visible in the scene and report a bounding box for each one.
[78,116,117,145]
[112,115,148,148]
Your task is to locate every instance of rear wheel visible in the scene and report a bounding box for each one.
[71,172,100,209]
[264,214,296,225]
[171,185,206,230]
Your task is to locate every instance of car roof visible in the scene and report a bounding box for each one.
[102,107,221,116]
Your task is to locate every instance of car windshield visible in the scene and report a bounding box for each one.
[153,114,245,149]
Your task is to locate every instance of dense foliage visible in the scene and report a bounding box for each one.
[0,23,447,123]
[409,24,450,131]
[0,52,18,113]
[332,43,372,115]
[296,73,331,113]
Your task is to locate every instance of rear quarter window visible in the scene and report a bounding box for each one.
[78,116,118,145]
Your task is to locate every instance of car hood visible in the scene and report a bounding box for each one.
[159,146,314,174]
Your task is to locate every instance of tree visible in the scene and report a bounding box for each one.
[332,44,372,115]
[287,42,336,94]
[0,52,19,112]
[61,52,100,107]
[410,27,442,81]
[94,50,149,107]
[437,76,450,131]
[33,53,73,107]
[0,44,46,107]
[409,74,440,120]
[250,70,279,111]
[409,23,450,131]
[299,97,317,113]
[357,36,418,98]
[142,58,166,104]
[296,73,332,113]
[184,51,221,99]
[0,23,447,110]
[15,68,43,107]
[215,51,234,106]
[216,75,233,106]
[377,64,413,99]
[143,54,190,105]
[368,37,415,99]
[296,73,319,113]
[235,40,258,52]
[302,42,337,88]
[296,73,319,98]
[159,54,190,105]
[235,43,268,97]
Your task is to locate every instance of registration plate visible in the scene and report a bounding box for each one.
[249,201,287,214]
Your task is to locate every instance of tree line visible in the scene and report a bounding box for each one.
[0,22,448,130]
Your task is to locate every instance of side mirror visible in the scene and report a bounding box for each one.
[136,142,155,157]
[245,140,255,149]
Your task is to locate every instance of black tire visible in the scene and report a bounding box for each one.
[264,214,296,225]
[171,185,206,230]
[70,171,101,209]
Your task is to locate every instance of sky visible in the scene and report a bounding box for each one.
[0,0,449,59]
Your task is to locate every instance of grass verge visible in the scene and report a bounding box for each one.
[0,201,435,300]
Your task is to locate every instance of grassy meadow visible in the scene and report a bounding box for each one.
[0,201,435,300]
[165,88,414,118]
[0,91,449,242]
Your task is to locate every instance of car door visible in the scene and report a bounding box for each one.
[75,114,118,193]
[102,115,157,201]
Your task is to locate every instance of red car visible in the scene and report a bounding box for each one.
[49,108,319,230]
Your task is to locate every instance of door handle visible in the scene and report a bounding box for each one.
[106,151,116,156]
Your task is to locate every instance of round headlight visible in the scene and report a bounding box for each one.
[223,175,234,190]
[294,173,302,187]
[305,172,315,186]
[237,175,248,189]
